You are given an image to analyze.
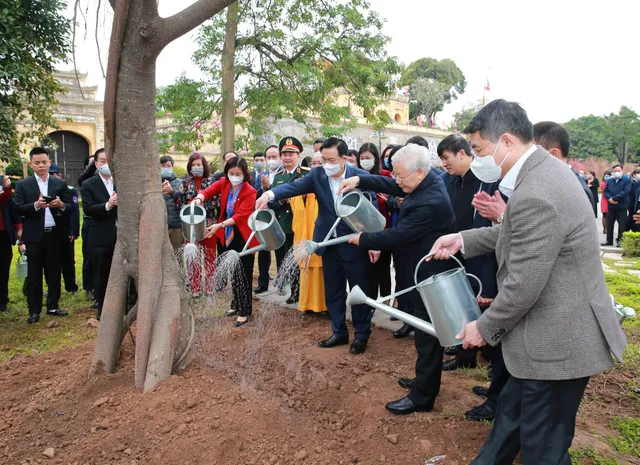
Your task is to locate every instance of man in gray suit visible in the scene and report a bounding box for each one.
[429,99,626,465]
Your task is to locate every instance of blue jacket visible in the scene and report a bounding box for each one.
[604,175,632,210]
[441,172,500,299]
[269,164,375,256]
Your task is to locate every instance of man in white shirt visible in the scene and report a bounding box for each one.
[12,147,73,323]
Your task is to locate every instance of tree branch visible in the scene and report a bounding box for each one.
[159,0,237,51]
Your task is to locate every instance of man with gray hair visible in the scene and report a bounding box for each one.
[429,99,626,464]
[338,143,457,414]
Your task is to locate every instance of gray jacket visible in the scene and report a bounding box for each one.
[163,174,182,229]
[462,147,626,381]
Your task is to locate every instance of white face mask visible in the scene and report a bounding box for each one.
[635,175,640,181]
[254,162,265,173]
[228,175,244,186]
[613,172,623,179]
[360,159,375,171]
[469,137,510,184]
[323,163,342,177]
[346,162,355,168]
[267,159,279,170]
[97,164,111,176]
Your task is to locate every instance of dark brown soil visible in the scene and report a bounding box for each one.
[0,302,637,465]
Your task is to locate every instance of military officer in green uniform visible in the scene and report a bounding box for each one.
[268,136,310,304]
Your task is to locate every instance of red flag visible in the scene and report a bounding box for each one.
[484,79,491,91]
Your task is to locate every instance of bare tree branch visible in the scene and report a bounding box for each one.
[158,0,237,51]
[95,0,106,78]
[72,0,85,100]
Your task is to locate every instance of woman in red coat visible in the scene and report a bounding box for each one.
[357,142,393,301]
[195,157,259,326]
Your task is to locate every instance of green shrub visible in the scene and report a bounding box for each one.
[622,232,640,257]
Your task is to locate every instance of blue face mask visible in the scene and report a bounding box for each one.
[161,167,173,178]
[383,158,390,169]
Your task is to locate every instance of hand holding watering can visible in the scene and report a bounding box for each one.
[427,233,486,349]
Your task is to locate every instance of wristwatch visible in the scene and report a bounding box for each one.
[496,214,503,225]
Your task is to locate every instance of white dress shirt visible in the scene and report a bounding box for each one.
[100,174,115,210]
[34,175,56,228]
[268,168,278,185]
[498,144,538,198]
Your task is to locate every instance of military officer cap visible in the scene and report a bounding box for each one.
[279,136,303,154]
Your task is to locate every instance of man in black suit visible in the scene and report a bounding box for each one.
[80,149,118,320]
[79,151,99,301]
[339,143,457,413]
[12,147,73,323]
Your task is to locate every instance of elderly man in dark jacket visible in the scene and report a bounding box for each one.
[160,156,184,250]
[339,143,457,415]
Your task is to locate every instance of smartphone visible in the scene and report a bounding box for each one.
[43,195,54,203]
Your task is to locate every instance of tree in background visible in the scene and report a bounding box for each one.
[0,0,70,160]
[409,78,447,120]
[160,0,400,153]
[608,106,640,165]
[564,115,615,160]
[449,100,483,132]
[401,57,466,120]
[90,0,236,392]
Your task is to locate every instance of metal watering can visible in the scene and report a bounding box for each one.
[610,294,636,326]
[238,209,286,258]
[16,252,28,280]
[347,254,482,347]
[303,189,386,254]
[180,204,207,243]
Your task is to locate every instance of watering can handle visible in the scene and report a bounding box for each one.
[414,254,483,299]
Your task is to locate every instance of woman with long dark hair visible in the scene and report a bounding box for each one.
[586,170,599,218]
[357,142,393,302]
[195,157,259,326]
[178,152,219,297]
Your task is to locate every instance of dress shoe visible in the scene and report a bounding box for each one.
[472,386,489,398]
[465,402,496,422]
[285,295,299,305]
[86,290,95,301]
[616,241,622,248]
[385,396,433,415]
[223,310,238,317]
[349,339,368,354]
[234,318,249,327]
[601,242,613,246]
[317,334,349,348]
[91,302,99,309]
[397,378,415,389]
[253,285,268,294]
[442,358,477,371]
[46,309,68,317]
[393,323,413,339]
[444,346,459,356]
[27,314,40,324]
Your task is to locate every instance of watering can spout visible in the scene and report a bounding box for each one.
[347,286,438,339]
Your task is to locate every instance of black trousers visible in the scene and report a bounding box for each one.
[274,233,299,299]
[218,230,255,317]
[0,230,12,310]
[257,250,271,289]
[606,207,627,244]
[91,245,115,316]
[408,293,443,408]
[60,238,78,292]
[471,376,589,465]
[25,230,62,315]
[81,218,94,292]
[368,249,392,298]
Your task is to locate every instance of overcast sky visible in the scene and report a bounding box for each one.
[71,0,640,126]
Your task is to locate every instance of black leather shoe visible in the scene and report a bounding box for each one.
[27,314,40,324]
[616,241,622,248]
[393,323,413,339]
[317,334,349,348]
[285,295,299,305]
[385,396,433,415]
[91,302,99,309]
[234,318,249,327]
[444,346,459,356]
[349,339,368,354]
[472,386,489,398]
[397,378,415,389]
[46,309,68,317]
[465,402,495,422]
[442,358,477,371]
[601,242,613,246]
[253,285,268,294]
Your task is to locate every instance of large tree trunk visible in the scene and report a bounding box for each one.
[91,0,236,392]
[220,2,239,153]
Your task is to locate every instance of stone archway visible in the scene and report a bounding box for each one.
[43,131,90,187]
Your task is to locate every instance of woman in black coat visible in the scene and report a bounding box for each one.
[586,171,599,218]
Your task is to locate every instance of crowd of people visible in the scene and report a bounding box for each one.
[0,98,637,464]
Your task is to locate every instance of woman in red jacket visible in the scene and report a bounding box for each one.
[357,142,393,302]
[195,157,259,326]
